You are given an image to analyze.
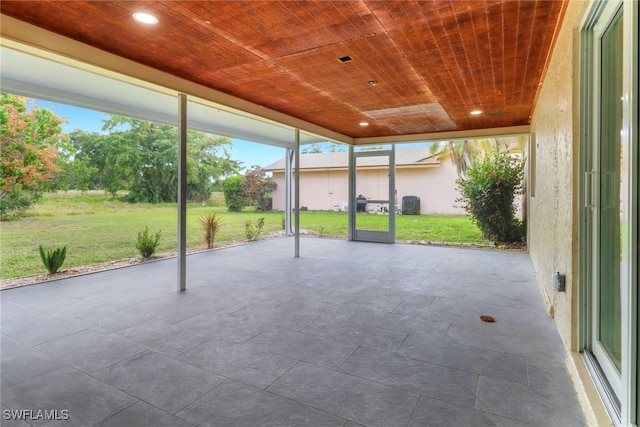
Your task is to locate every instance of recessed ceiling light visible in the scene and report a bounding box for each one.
[133,12,158,25]
[470,110,482,115]
[359,122,369,127]
[367,80,378,86]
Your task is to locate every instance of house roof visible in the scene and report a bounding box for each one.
[0,1,567,145]
[265,146,440,171]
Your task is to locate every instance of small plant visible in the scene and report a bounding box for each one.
[245,217,265,241]
[198,213,223,249]
[136,226,162,259]
[39,245,66,274]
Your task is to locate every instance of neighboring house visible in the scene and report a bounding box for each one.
[264,147,465,215]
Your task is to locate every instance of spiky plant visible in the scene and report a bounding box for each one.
[198,213,223,249]
[39,245,67,274]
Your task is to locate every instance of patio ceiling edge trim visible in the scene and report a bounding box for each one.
[0,14,351,145]
[353,125,531,145]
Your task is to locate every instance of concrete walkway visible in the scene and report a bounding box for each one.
[1,237,585,426]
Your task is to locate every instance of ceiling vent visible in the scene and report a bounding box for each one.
[338,56,352,63]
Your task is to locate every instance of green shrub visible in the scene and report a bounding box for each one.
[136,226,162,258]
[222,175,245,212]
[245,217,265,241]
[198,212,223,249]
[39,244,66,274]
[456,152,525,244]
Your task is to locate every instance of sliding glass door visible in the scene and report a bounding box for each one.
[581,1,637,424]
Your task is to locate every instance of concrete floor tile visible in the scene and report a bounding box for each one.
[349,308,449,337]
[2,313,87,347]
[177,379,346,426]
[176,312,268,343]
[268,361,419,427]
[526,357,577,393]
[63,306,153,333]
[177,336,298,389]
[397,332,529,385]
[409,396,531,427]
[1,367,137,427]
[121,297,209,324]
[340,347,478,407]
[245,327,359,370]
[114,319,209,357]
[97,401,194,427]
[475,375,586,426]
[302,318,408,352]
[444,324,566,361]
[94,351,225,414]
[1,337,64,387]
[35,329,146,374]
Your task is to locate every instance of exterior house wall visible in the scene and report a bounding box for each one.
[396,160,463,215]
[529,0,584,347]
[528,1,610,425]
[270,159,464,215]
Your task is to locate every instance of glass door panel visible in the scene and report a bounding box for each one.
[351,147,395,243]
[592,6,624,397]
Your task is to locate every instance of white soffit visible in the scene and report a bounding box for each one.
[0,46,324,148]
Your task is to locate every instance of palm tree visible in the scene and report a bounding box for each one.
[430,136,527,176]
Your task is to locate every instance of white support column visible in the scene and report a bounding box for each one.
[285,148,293,236]
[177,94,187,292]
[294,129,300,257]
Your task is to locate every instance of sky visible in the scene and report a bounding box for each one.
[33,99,287,170]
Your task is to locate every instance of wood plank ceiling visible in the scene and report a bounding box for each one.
[0,1,567,140]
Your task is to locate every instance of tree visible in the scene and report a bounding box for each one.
[430,137,527,176]
[242,165,277,211]
[62,129,124,197]
[1,93,65,218]
[99,116,238,203]
[187,134,238,202]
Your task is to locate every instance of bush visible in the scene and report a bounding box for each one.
[198,213,223,249]
[136,226,162,258]
[39,244,66,274]
[1,184,39,220]
[245,217,265,241]
[242,166,276,212]
[456,152,525,244]
[222,175,244,212]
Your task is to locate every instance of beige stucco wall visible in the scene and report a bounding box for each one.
[529,0,584,350]
[271,170,349,212]
[270,160,465,215]
[528,1,610,425]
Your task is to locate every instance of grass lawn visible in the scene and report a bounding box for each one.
[0,191,488,279]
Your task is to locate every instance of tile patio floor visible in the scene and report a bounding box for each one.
[1,237,586,426]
